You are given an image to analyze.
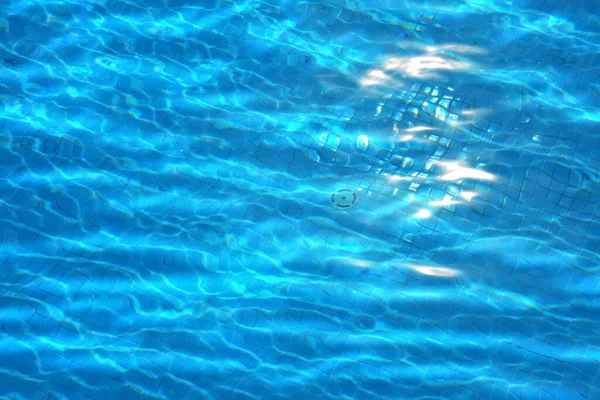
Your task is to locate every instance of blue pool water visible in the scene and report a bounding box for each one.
[1,0,599,399]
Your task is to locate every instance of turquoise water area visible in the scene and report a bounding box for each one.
[0,0,599,399]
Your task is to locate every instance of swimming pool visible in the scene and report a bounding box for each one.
[0,0,599,399]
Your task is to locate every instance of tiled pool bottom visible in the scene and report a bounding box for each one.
[1,0,600,399]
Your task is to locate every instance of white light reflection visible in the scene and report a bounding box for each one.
[461,108,491,117]
[410,265,460,277]
[404,126,436,132]
[459,191,478,201]
[386,174,425,183]
[428,199,461,207]
[384,162,494,184]
[349,259,375,268]
[385,55,473,79]
[435,161,496,181]
[391,133,432,144]
[359,43,484,86]
[429,44,488,54]
[359,69,391,86]
[413,209,432,219]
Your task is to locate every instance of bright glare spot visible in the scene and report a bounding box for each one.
[435,44,488,54]
[435,161,496,181]
[363,43,483,82]
[441,169,495,181]
[385,59,400,69]
[360,69,389,86]
[356,135,369,150]
[369,69,386,79]
[447,120,474,126]
[413,209,432,219]
[459,191,478,201]
[349,259,375,268]
[399,134,414,141]
[360,78,379,86]
[384,55,473,79]
[411,265,460,277]
[386,175,413,183]
[461,108,491,118]
[405,126,435,132]
[429,199,460,206]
